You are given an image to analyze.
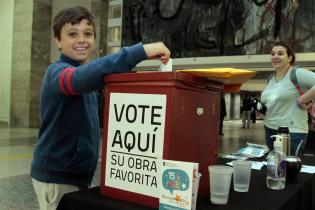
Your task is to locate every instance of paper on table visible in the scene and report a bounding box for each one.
[232,146,268,158]
[251,161,266,170]
[227,161,266,170]
[159,58,173,72]
[246,142,268,150]
[300,165,315,174]
[221,154,248,160]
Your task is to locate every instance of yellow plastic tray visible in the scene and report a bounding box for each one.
[177,68,256,92]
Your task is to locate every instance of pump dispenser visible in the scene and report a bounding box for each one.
[266,135,286,190]
[271,135,283,153]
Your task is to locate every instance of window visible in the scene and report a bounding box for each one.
[109,27,121,43]
[107,0,122,53]
[111,6,121,18]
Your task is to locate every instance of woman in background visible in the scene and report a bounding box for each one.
[261,41,315,155]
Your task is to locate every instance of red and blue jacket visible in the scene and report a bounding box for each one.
[31,43,147,188]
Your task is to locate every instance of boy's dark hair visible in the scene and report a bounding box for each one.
[271,41,296,65]
[53,6,96,40]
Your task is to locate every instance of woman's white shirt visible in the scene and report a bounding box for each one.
[261,67,315,133]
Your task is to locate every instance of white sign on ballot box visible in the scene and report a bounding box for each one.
[105,93,167,198]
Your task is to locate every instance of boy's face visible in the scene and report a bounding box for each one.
[55,19,95,64]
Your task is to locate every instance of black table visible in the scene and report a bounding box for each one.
[57,158,315,210]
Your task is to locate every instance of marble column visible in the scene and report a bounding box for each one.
[224,93,231,120]
[10,0,52,127]
[92,0,109,57]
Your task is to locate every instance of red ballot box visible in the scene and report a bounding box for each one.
[100,71,222,207]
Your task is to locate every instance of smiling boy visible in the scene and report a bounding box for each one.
[30,6,170,210]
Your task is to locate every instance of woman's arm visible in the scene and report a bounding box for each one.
[295,68,315,107]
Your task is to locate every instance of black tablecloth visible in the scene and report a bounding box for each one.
[57,158,315,210]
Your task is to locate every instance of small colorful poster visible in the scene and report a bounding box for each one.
[159,159,199,210]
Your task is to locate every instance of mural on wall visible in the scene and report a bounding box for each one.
[121,0,315,58]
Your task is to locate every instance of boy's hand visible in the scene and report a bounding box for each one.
[143,42,171,64]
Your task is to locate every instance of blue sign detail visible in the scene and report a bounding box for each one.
[162,169,190,194]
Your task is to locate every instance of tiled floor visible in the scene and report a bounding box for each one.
[219,119,265,155]
[0,120,265,210]
[0,127,39,210]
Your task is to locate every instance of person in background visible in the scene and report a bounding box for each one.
[219,94,227,135]
[30,6,170,210]
[251,95,256,123]
[241,94,252,128]
[261,41,315,155]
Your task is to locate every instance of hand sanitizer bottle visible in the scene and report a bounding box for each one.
[266,135,286,190]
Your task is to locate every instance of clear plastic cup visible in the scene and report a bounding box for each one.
[208,165,233,204]
[232,160,252,192]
